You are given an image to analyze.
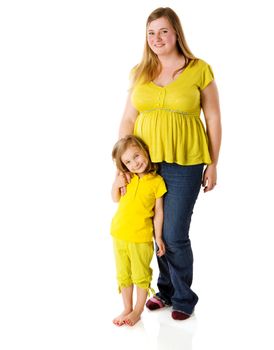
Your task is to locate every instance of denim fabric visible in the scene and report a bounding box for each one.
[156,162,204,315]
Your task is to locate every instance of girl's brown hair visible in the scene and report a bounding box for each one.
[131,7,197,87]
[112,135,157,173]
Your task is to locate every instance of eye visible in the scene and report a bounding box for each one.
[161,29,168,34]
[148,31,154,36]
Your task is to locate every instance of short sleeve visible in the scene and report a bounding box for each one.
[155,176,167,198]
[200,63,214,90]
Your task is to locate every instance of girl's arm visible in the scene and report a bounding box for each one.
[153,197,165,257]
[201,80,222,192]
[118,93,139,138]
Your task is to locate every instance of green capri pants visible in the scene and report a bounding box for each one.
[113,237,154,293]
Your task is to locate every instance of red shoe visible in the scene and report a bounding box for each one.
[171,310,191,320]
[146,296,165,310]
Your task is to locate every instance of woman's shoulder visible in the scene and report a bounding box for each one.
[187,58,214,86]
[189,58,211,70]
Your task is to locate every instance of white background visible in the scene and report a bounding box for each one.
[1,0,274,349]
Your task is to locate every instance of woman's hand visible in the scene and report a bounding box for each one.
[117,171,132,196]
[202,164,217,193]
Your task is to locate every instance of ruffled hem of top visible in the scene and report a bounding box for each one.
[134,109,212,166]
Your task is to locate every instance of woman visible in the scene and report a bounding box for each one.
[118,7,221,320]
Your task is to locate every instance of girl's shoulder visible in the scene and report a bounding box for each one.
[145,173,165,183]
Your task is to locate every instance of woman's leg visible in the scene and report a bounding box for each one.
[156,163,204,315]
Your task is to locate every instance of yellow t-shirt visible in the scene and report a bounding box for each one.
[110,173,167,243]
[132,59,214,166]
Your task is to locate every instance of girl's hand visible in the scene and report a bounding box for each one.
[202,164,217,193]
[156,238,166,257]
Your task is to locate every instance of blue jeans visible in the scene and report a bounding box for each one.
[156,162,204,315]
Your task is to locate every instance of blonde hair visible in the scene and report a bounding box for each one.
[131,7,197,87]
[112,135,157,173]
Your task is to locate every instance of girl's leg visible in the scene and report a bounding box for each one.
[124,287,147,326]
[125,241,154,326]
[113,285,133,326]
[112,238,133,326]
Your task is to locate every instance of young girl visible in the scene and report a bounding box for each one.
[111,135,167,327]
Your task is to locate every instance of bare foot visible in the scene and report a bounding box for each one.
[124,310,142,326]
[113,310,132,327]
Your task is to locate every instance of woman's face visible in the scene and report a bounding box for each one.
[147,16,177,56]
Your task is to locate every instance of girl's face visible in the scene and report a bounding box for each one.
[147,16,177,56]
[121,145,149,176]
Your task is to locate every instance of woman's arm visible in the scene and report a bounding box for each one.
[118,93,139,138]
[153,197,165,256]
[117,93,138,195]
[201,80,222,192]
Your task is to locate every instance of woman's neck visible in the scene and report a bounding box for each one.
[158,53,185,69]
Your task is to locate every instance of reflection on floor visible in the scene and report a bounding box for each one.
[107,306,196,350]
